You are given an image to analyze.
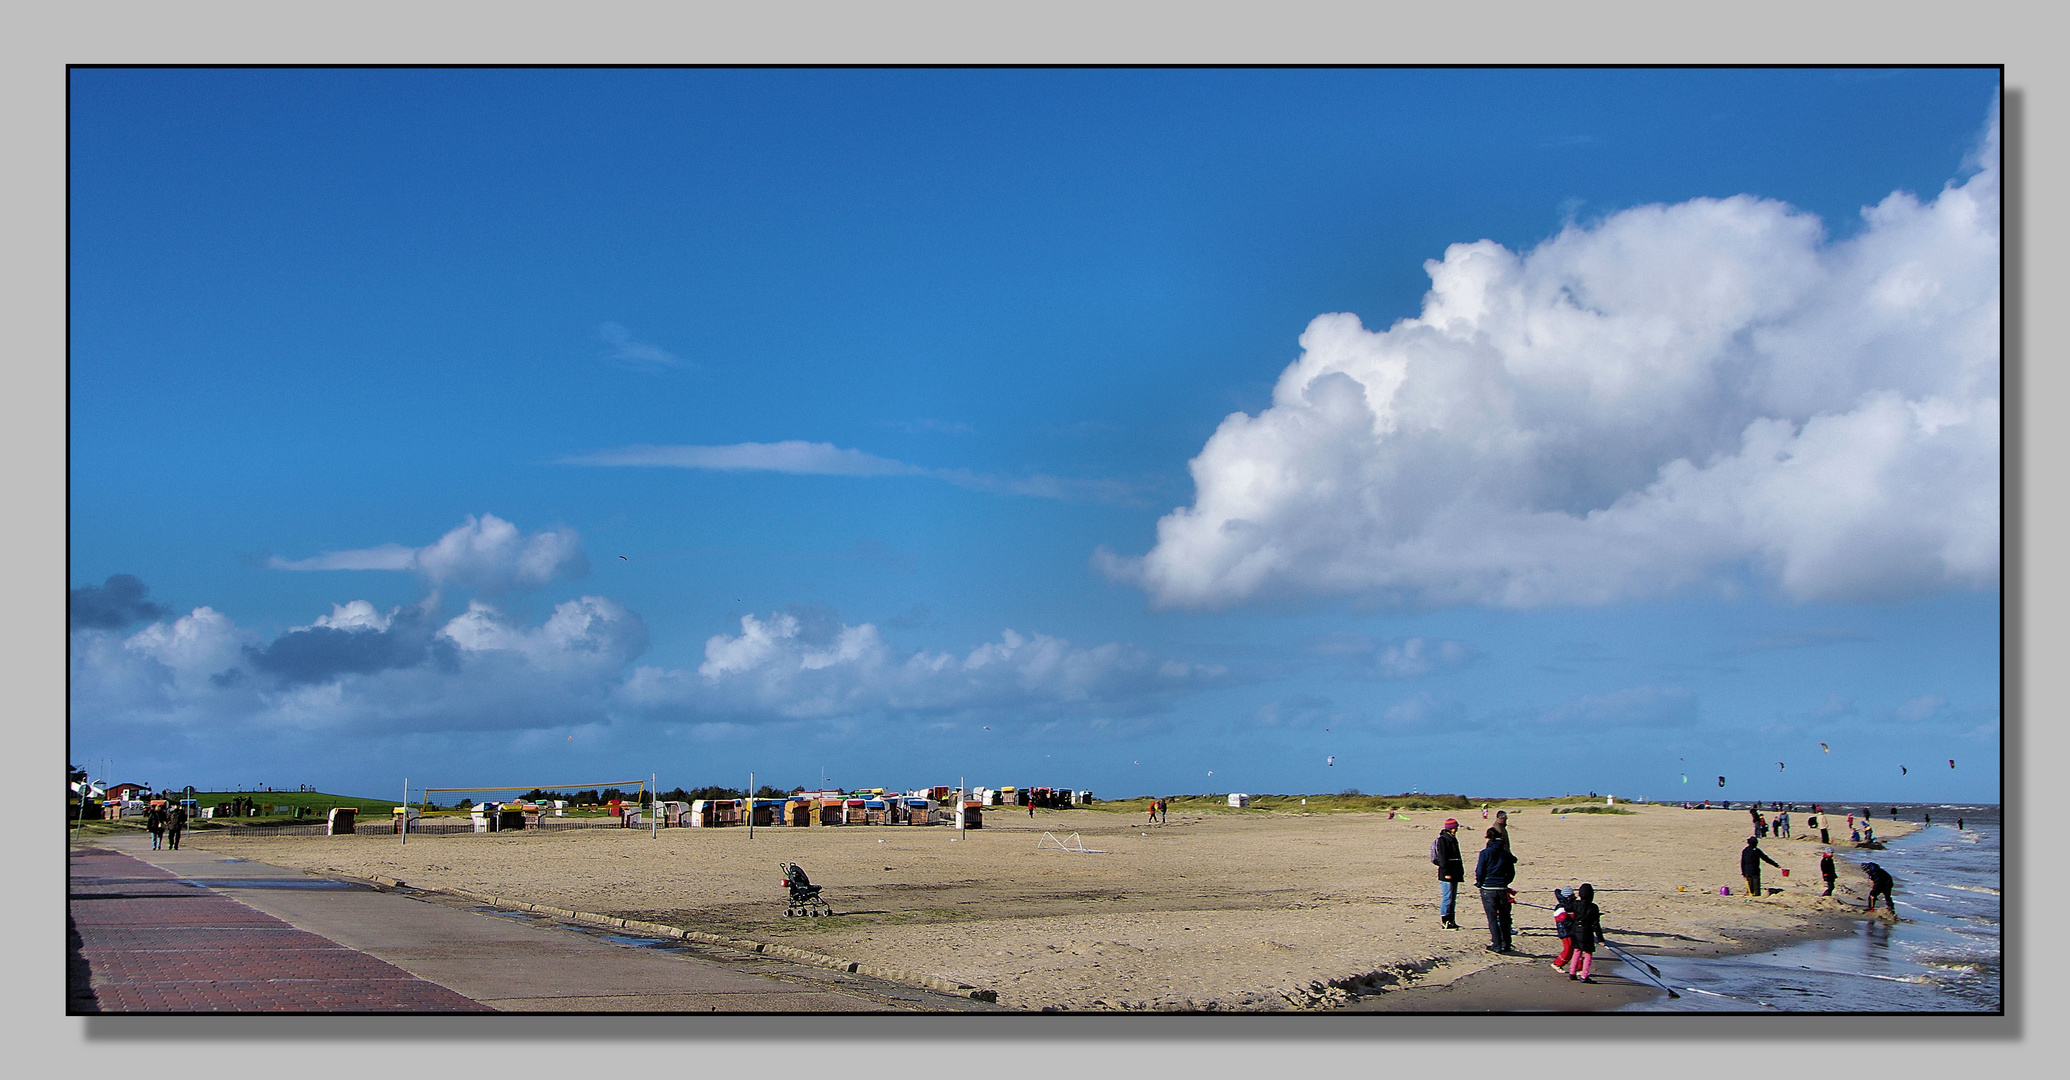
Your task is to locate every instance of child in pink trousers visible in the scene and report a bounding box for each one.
[1563,883,1603,982]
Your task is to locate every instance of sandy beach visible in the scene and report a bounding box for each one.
[181,803,1914,1011]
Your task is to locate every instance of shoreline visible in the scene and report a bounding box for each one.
[1345,820,1920,1012]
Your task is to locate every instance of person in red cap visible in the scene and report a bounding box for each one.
[1430,818,1465,929]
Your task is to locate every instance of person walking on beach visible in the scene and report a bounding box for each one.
[1741,835,1779,897]
[166,805,187,850]
[146,805,166,850]
[1819,849,1838,896]
[1863,862,1896,915]
[1147,798,1159,825]
[1430,818,1465,929]
[1562,883,1603,982]
[1474,827,1518,952]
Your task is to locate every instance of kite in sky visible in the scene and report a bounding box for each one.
[1777,762,1786,772]
[1949,759,1956,769]
[1326,756,1335,767]
[1717,776,1726,787]
[1820,742,1830,754]
[1901,766,1908,775]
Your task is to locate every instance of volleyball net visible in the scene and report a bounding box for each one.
[417,779,650,815]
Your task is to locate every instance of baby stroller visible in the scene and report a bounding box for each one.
[779,861,833,917]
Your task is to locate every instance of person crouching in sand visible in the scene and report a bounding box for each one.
[1863,862,1896,916]
[1562,883,1603,982]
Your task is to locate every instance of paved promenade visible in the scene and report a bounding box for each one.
[69,846,488,1012]
[70,835,994,1013]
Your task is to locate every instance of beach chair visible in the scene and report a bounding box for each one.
[779,861,833,917]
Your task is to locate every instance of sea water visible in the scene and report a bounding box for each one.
[1618,804,2000,1012]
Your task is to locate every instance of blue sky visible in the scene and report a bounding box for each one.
[68,68,2001,804]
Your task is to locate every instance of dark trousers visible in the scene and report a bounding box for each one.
[1479,887,1512,949]
[168,829,182,850]
[1745,873,1760,896]
[1822,875,1836,896]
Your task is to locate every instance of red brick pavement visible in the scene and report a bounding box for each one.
[69,847,491,1013]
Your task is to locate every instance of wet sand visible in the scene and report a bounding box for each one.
[184,804,1914,1012]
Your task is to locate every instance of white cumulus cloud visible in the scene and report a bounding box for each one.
[1106,110,1999,609]
[269,514,587,596]
[620,609,1221,722]
[70,595,646,736]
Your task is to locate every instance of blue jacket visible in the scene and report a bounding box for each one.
[1474,842,1516,888]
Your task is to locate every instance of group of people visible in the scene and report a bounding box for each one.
[1744,833,1892,910]
[1428,811,1521,953]
[1143,798,1168,824]
[1426,809,1900,987]
[146,803,187,850]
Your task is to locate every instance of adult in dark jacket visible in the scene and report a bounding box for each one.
[1473,828,1518,951]
[1430,819,1465,929]
[1741,836,1779,897]
[1863,862,1895,914]
[1819,849,1838,896]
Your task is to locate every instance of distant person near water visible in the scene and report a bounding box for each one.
[1820,849,1838,895]
[1430,818,1465,930]
[1474,827,1518,952]
[1561,883,1604,982]
[1863,862,1896,915]
[1741,835,1779,897]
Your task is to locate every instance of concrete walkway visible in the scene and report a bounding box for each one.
[74,834,996,1013]
[69,845,488,1013]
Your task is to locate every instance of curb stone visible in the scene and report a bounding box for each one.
[398,884,1000,1004]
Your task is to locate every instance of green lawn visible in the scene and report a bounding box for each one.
[184,790,401,817]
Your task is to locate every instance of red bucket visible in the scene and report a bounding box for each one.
[1781,868,1790,877]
